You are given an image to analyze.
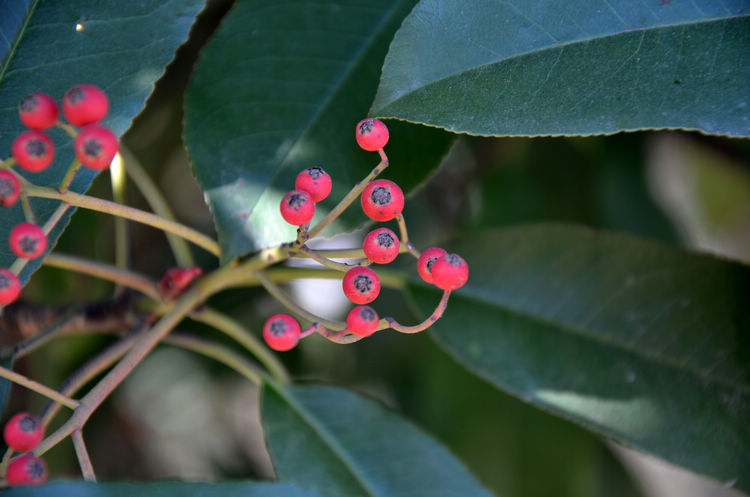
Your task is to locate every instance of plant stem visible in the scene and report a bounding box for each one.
[308,157,389,238]
[20,193,36,224]
[58,159,82,193]
[253,269,346,331]
[298,246,370,271]
[396,213,421,258]
[386,290,451,333]
[189,308,289,384]
[24,184,221,258]
[43,252,160,300]
[164,333,263,385]
[0,365,79,409]
[119,146,195,267]
[109,154,129,279]
[71,429,96,481]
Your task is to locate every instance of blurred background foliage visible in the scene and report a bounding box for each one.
[3,1,749,496]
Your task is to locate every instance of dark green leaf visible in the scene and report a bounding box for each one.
[0,0,205,286]
[262,383,494,497]
[0,357,13,416]
[3,481,332,497]
[372,0,750,137]
[411,224,750,492]
[184,0,453,263]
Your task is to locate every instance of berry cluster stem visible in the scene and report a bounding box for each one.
[386,290,451,333]
[396,214,421,258]
[71,429,96,481]
[0,365,79,409]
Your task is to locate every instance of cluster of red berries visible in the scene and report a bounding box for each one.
[263,119,468,351]
[0,84,119,307]
[279,167,333,226]
[1,413,47,487]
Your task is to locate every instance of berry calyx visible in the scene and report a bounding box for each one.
[280,189,315,226]
[342,266,380,304]
[363,228,400,264]
[417,247,448,284]
[0,269,21,305]
[18,93,59,130]
[346,305,379,337]
[9,222,47,259]
[263,314,301,351]
[0,170,21,207]
[3,413,43,452]
[5,454,47,487]
[295,167,332,202]
[74,124,118,169]
[360,179,404,222]
[62,84,109,126]
[431,253,469,290]
[355,118,389,151]
[159,267,203,299]
[11,131,55,172]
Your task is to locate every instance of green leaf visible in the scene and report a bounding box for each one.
[0,357,13,416]
[3,481,333,497]
[184,0,453,263]
[411,224,750,493]
[0,0,205,286]
[371,0,750,137]
[262,383,494,497]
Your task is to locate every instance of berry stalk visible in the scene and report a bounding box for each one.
[71,429,95,481]
[0,365,78,409]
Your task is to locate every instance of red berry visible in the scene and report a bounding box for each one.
[360,179,404,222]
[0,269,21,305]
[280,189,315,226]
[3,413,43,452]
[9,222,47,259]
[159,267,203,299]
[342,266,380,304]
[355,118,389,151]
[431,253,469,290]
[295,167,332,202]
[5,454,47,487]
[417,247,448,284]
[363,228,400,264]
[0,170,21,207]
[74,124,118,169]
[11,131,55,172]
[346,305,379,337]
[263,314,301,351]
[62,84,109,126]
[18,93,59,130]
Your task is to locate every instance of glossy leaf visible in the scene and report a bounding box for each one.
[410,224,750,492]
[184,0,453,263]
[262,383,494,497]
[3,481,332,497]
[372,0,750,137]
[0,0,205,286]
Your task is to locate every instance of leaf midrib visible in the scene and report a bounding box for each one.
[0,0,39,84]
[375,13,747,113]
[415,284,750,394]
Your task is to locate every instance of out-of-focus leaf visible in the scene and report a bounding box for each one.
[262,383,495,497]
[184,0,453,263]
[372,0,750,137]
[411,224,750,492]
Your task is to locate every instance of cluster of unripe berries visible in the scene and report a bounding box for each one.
[1,413,47,486]
[264,119,468,351]
[0,84,119,307]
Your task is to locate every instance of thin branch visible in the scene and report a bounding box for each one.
[0,365,79,409]
[71,429,96,481]
[164,333,263,385]
[386,290,451,333]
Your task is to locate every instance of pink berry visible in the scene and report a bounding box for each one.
[342,266,380,304]
[355,118,389,151]
[5,454,47,487]
[0,170,21,207]
[431,253,469,290]
[11,130,55,172]
[263,314,301,351]
[9,222,47,259]
[346,305,379,337]
[280,189,315,226]
[417,247,448,284]
[0,269,21,305]
[74,124,118,169]
[295,167,332,202]
[63,84,109,126]
[18,93,59,130]
[159,267,203,299]
[363,228,400,264]
[3,413,43,452]
[360,179,404,222]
